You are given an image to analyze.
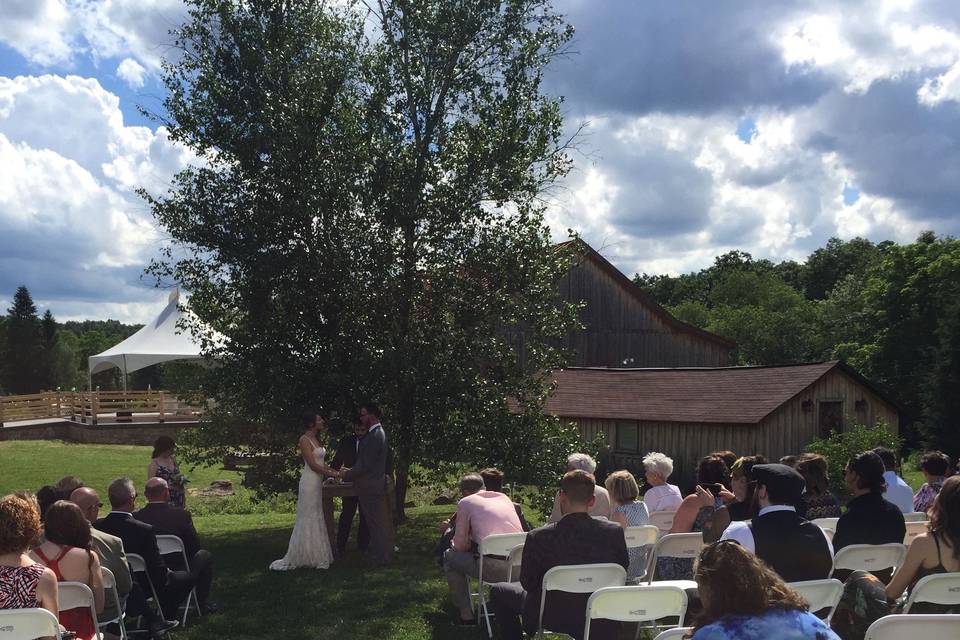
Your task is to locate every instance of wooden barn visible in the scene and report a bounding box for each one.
[542,361,900,489]
[555,240,736,368]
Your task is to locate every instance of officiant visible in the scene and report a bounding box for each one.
[329,419,370,556]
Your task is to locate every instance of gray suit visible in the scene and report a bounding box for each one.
[91,528,133,622]
[342,423,393,563]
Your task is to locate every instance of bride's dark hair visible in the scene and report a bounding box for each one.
[300,409,325,429]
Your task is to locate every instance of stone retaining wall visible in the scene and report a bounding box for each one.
[0,420,195,445]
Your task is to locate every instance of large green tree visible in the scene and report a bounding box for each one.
[147,0,582,512]
[3,286,44,394]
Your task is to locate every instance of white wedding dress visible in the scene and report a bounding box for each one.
[269,445,334,570]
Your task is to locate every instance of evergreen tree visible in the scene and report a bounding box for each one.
[4,286,44,393]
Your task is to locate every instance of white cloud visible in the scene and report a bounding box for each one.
[0,0,73,66]
[116,57,147,88]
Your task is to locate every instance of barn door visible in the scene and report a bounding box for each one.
[818,401,844,438]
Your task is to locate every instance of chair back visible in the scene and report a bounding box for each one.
[506,544,524,582]
[812,517,839,530]
[623,525,659,549]
[98,566,126,631]
[788,579,844,623]
[864,613,960,639]
[902,572,960,614]
[821,527,835,542]
[156,534,188,560]
[645,533,704,583]
[538,564,626,633]
[903,512,928,522]
[126,553,147,574]
[648,511,676,533]
[58,581,100,630]
[583,585,687,639]
[653,628,693,640]
[832,543,907,575]
[903,521,928,546]
[0,608,61,639]
[478,532,526,559]
[100,566,116,590]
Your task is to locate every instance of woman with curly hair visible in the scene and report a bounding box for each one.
[690,540,840,639]
[31,501,104,640]
[0,494,59,616]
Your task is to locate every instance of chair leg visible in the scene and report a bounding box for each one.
[192,588,202,617]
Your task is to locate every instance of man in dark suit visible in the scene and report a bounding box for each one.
[135,478,216,613]
[490,470,629,640]
[95,477,195,622]
[330,420,369,555]
[341,403,393,565]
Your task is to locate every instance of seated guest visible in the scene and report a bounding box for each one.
[689,540,840,640]
[833,451,905,580]
[796,454,841,520]
[873,447,914,514]
[489,470,629,640]
[779,455,799,467]
[479,468,531,532]
[0,494,59,616]
[605,470,649,580]
[548,454,612,522]
[661,455,733,580]
[914,451,951,513]
[722,463,834,582]
[443,473,523,624]
[31,501,104,640]
[832,475,960,639]
[70,488,136,630]
[55,476,85,500]
[702,455,766,543]
[135,478,217,614]
[95,478,194,623]
[641,452,682,513]
[709,450,738,472]
[37,485,59,519]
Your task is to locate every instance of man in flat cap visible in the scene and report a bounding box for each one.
[721,463,833,582]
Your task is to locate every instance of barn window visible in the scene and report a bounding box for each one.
[818,401,844,439]
[615,422,639,452]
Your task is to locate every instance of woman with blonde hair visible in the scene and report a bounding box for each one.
[604,470,650,579]
[691,540,840,639]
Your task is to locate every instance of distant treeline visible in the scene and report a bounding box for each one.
[634,231,960,454]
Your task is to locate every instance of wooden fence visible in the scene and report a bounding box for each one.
[0,390,204,426]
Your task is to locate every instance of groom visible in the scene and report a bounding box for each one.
[341,402,394,565]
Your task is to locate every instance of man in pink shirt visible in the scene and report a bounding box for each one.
[444,472,523,624]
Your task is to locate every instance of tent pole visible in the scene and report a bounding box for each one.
[122,355,128,393]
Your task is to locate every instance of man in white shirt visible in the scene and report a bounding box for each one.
[721,463,833,582]
[873,447,914,513]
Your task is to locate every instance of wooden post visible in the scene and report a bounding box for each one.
[159,391,165,424]
[56,390,62,418]
[0,397,5,427]
[92,390,99,426]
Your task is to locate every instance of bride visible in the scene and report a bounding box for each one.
[269,411,339,570]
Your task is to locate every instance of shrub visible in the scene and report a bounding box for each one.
[805,419,902,495]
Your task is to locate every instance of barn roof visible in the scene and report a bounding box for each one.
[557,239,736,349]
[543,361,896,424]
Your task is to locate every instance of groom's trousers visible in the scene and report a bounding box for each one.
[358,492,394,564]
[337,496,369,553]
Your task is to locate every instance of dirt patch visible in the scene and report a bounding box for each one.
[189,480,235,497]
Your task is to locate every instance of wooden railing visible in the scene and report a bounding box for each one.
[0,390,204,426]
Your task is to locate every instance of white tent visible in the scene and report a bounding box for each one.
[88,288,216,389]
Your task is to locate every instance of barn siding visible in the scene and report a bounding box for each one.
[558,257,732,368]
[565,369,899,492]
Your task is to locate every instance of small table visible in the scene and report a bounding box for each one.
[321,481,395,551]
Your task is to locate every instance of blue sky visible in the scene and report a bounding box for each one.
[2,0,960,322]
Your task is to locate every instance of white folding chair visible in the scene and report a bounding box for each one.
[902,572,960,613]
[653,628,693,640]
[648,511,677,535]
[0,608,61,639]
[155,535,202,627]
[820,527,835,542]
[624,525,659,581]
[903,512,928,522]
[644,533,703,585]
[536,563,627,639]
[903,520,928,546]
[98,566,128,640]
[476,532,527,637]
[58,581,101,637]
[583,585,687,640]
[506,543,524,583]
[789,579,844,623]
[832,543,907,577]
[864,613,960,639]
[812,517,839,530]
[126,553,164,620]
